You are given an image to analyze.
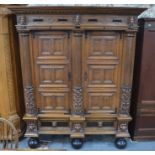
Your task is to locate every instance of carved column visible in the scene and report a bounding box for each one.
[16,16,38,137]
[70,15,85,138]
[117,18,137,137]
[71,15,84,115]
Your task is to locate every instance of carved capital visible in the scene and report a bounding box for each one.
[73,86,83,115]
[24,86,37,115]
[120,86,131,115]
[128,16,138,29]
[74,14,81,28]
[17,15,26,25]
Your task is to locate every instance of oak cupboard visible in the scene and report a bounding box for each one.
[130,18,155,140]
[0,6,25,137]
[10,6,145,149]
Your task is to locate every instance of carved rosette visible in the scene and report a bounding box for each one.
[120,86,132,115]
[72,123,84,133]
[26,121,38,133]
[24,86,37,115]
[73,86,83,115]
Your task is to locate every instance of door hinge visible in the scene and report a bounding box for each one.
[68,72,71,81]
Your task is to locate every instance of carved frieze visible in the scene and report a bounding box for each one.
[24,86,37,115]
[120,86,132,115]
[73,86,83,115]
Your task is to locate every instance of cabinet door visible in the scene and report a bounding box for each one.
[83,31,123,114]
[31,31,71,113]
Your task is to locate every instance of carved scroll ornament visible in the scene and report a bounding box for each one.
[73,86,83,115]
[24,86,37,115]
[120,86,132,115]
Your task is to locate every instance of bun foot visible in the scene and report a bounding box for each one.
[28,137,40,149]
[71,138,83,149]
[115,138,127,149]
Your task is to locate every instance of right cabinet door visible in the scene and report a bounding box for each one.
[83,31,123,114]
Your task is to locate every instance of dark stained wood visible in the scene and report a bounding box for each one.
[130,18,155,140]
[10,6,144,139]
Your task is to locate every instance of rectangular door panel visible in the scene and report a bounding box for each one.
[83,31,123,114]
[31,31,71,113]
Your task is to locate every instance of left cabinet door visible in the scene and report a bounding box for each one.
[30,31,72,114]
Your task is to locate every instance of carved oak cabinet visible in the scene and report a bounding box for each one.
[10,6,145,149]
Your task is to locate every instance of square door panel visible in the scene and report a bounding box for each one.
[39,64,69,87]
[88,65,116,86]
[38,92,69,112]
[87,92,116,113]
[35,31,70,59]
[88,32,118,57]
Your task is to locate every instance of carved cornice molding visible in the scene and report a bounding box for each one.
[9,6,146,15]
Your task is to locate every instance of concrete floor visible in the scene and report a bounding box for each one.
[19,135,155,151]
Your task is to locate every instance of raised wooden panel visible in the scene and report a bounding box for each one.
[39,64,68,86]
[39,92,69,112]
[89,34,118,57]
[83,31,122,114]
[31,31,71,113]
[87,92,116,113]
[88,65,116,86]
[38,35,67,57]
